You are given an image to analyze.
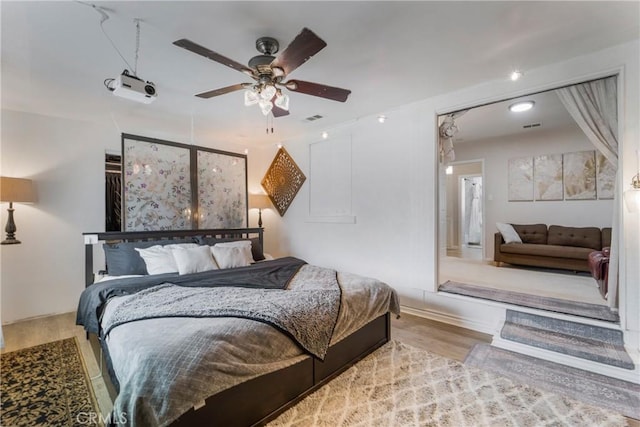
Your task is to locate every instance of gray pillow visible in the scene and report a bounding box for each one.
[103,238,195,276]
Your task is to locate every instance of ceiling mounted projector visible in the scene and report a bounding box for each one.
[108,70,157,104]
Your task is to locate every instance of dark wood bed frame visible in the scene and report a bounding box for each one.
[83,228,391,426]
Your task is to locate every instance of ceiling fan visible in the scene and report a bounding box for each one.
[173,28,351,117]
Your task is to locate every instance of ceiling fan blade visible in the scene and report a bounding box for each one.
[173,39,255,76]
[285,80,351,102]
[270,28,327,77]
[195,83,250,99]
[271,105,290,118]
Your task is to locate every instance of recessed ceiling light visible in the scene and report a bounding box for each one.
[509,101,535,113]
[510,70,523,81]
[321,131,329,139]
[377,115,386,123]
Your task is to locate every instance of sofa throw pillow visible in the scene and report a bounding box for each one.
[171,245,219,275]
[496,223,522,244]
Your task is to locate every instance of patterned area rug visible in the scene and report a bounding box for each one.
[1,337,101,426]
[269,341,626,426]
[465,343,639,420]
[440,281,619,322]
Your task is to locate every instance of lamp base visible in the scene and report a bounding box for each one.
[1,238,21,245]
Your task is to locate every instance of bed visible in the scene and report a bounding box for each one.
[77,228,399,427]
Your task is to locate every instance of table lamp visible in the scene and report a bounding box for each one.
[1,177,37,244]
[249,194,271,228]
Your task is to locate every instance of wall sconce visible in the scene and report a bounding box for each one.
[624,173,640,213]
[0,177,37,244]
[249,194,272,227]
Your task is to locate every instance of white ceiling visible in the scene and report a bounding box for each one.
[450,89,578,144]
[1,1,638,146]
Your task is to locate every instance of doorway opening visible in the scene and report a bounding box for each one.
[445,161,484,262]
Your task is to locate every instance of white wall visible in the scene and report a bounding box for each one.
[254,40,640,348]
[454,126,614,259]
[0,110,263,323]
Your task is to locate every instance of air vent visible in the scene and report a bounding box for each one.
[305,114,324,122]
[523,122,542,129]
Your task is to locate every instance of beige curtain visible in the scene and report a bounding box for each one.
[555,76,619,309]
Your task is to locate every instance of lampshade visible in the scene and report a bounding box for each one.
[260,84,277,101]
[259,99,273,116]
[244,89,259,106]
[274,91,290,111]
[0,177,36,203]
[624,188,640,213]
[624,173,640,213]
[249,194,271,209]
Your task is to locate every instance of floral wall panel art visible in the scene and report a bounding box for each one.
[596,152,616,200]
[123,138,192,231]
[534,154,563,201]
[508,157,534,201]
[197,150,247,228]
[261,148,306,216]
[564,150,596,200]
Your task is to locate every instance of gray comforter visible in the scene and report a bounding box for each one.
[101,264,400,426]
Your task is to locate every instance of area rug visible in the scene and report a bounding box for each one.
[1,337,101,426]
[268,340,626,426]
[465,343,639,420]
[502,310,634,369]
[440,281,619,322]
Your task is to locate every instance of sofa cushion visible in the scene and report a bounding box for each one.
[547,225,602,250]
[512,224,548,244]
[602,227,612,248]
[500,243,594,260]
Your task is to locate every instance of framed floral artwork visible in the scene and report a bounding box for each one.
[534,154,563,201]
[122,134,247,231]
[564,150,596,200]
[197,149,247,228]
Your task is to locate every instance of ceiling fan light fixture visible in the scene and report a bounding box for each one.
[261,84,277,100]
[244,89,259,106]
[259,99,273,116]
[509,101,535,113]
[272,67,285,78]
[274,91,290,111]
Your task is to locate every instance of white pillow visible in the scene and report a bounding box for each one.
[496,223,522,244]
[171,245,218,275]
[211,241,253,269]
[135,245,178,275]
[135,243,198,275]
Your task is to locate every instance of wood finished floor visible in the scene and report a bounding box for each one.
[2,311,637,426]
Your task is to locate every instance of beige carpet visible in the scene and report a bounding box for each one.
[440,256,605,305]
[269,341,626,427]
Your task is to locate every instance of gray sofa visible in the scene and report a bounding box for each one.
[494,224,612,272]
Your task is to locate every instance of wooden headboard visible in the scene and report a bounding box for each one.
[83,228,263,287]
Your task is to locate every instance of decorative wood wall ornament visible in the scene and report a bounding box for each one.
[261,147,306,216]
